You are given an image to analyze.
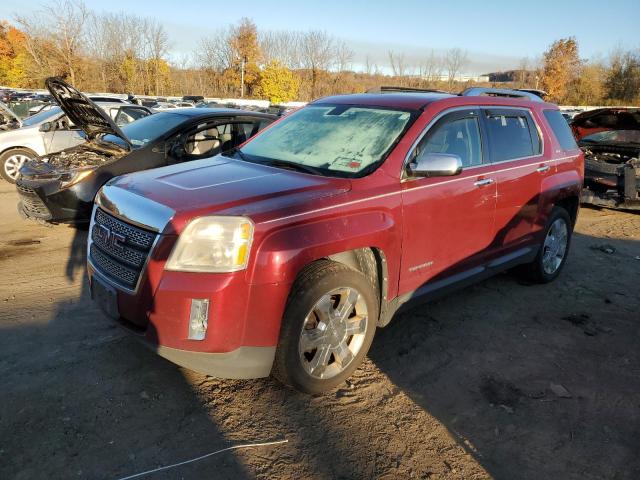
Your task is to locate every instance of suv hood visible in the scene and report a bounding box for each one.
[45,77,131,148]
[571,108,640,141]
[104,157,352,233]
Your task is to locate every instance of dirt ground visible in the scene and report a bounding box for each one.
[0,180,639,480]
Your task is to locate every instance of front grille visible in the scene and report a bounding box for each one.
[90,208,157,289]
[16,184,51,219]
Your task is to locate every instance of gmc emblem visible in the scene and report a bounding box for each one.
[95,224,126,250]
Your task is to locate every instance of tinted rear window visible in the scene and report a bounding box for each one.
[544,110,578,151]
[484,109,540,162]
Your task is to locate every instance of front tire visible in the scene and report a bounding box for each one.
[519,206,572,283]
[0,148,35,183]
[273,260,379,394]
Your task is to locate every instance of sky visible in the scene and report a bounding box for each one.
[1,0,638,74]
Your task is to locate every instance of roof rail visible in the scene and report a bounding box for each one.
[461,87,544,102]
[368,86,450,94]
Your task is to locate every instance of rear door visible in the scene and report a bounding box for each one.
[480,107,549,257]
[399,108,497,294]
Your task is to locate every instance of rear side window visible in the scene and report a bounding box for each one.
[484,109,541,162]
[543,109,578,151]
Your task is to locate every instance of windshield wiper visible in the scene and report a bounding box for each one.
[265,159,325,176]
[226,148,325,176]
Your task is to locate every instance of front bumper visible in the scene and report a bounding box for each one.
[87,243,290,379]
[151,343,275,379]
[582,162,640,210]
[15,176,94,223]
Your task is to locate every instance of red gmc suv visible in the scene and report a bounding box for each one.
[88,88,584,393]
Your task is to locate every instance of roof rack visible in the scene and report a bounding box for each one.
[368,86,450,94]
[461,87,544,102]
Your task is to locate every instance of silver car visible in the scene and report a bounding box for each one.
[0,102,153,182]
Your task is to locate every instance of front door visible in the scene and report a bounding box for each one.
[399,108,497,295]
[43,115,85,154]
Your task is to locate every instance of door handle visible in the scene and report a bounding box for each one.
[474,178,494,187]
[536,165,550,173]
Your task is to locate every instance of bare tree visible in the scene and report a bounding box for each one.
[15,0,89,85]
[334,40,353,72]
[144,19,169,95]
[444,48,468,89]
[199,27,235,72]
[420,49,442,83]
[388,50,406,77]
[260,30,302,69]
[300,30,334,98]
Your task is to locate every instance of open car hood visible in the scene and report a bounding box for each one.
[571,108,640,141]
[45,77,131,148]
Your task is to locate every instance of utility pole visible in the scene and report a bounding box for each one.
[240,57,245,98]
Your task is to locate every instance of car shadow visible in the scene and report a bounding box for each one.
[368,230,640,479]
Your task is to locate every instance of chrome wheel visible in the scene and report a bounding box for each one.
[3,153,31,180]
[299,287,368,380]
[542,218,568,275]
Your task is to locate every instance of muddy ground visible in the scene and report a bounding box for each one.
[0,180,639,480]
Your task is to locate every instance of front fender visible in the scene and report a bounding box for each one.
[250,211,400,288]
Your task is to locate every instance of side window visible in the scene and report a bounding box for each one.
[236,122,259,145]
[258,119,273,130]
[114,107,149,126]
[543,109,578,151]
[413,112,483,168]
[55,115,77,131]
[183,122,224,157]
[484,109,540,162]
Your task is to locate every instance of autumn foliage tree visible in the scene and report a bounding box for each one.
[540,37,582,103]
[255,60,300,103]
[0,21,30,87]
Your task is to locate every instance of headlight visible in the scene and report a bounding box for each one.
[165,216,254,273]
[60,168,95,189]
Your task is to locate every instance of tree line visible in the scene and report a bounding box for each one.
[0,0,638,105]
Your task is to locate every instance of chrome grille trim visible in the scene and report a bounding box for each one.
[88,206,158,292]
[94,208,155,249]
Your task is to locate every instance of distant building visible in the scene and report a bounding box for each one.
[427,74,490,82]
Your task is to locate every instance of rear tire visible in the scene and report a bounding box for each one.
[518,206,572,284]
[0,148,35,183]
[272,260,379,394]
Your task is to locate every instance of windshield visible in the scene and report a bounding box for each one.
[581,130,640,144]
[101,112,187,148]
[232,104,415,177]
[22,107,61,126]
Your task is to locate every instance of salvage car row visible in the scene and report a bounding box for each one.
[2,78,638,394]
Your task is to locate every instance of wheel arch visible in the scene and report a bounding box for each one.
[555,195,579,226]
[0,145,39,158]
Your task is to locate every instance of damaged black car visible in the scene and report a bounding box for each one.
[16,78,276,224]
[572,108,640,210]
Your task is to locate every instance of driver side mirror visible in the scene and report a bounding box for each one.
[39,122,52,133]
[407,152,463,178]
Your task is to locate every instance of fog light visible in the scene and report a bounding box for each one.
[188,299,209,340]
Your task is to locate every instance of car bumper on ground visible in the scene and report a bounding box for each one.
[582,163,640,210]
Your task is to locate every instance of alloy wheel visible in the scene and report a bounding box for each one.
[299,287,368,380]
[542,218,568,275]
[4,154,31,180]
